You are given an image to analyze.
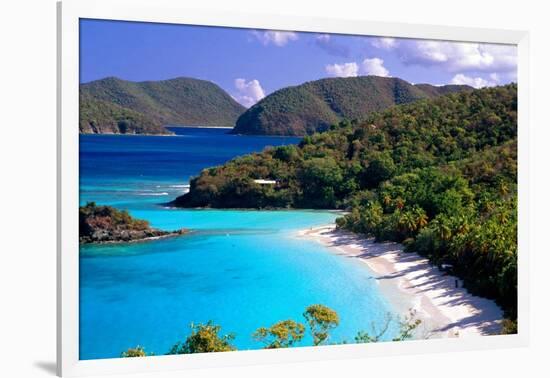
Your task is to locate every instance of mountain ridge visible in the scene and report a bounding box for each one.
[232,76,473,136]
[79,76,246,134]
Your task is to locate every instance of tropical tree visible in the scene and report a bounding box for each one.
[303,304,340,346]
[394,197,405,210]
[392,310,422,341]
[359,202,383,233]
[121,345,149,358]
[253,320,305,349]
[167,322,236,354]
[354,313,393,343]
[413,206,429,229]
[431,216,452,241]
[398,210,418,235]
[354,310,422,344]
[363,152,396,188]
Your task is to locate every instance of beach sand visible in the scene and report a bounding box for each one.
[298,225,503,338]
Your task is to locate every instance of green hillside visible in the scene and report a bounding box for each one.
[171,85,518,321]
[232,76,472,136]
[79,93,169,135]
[80,77,246,134]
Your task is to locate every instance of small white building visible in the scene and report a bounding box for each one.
[253,179,278,185]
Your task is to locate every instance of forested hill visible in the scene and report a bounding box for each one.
[79,93,169,135]
[172,85,518,321]
[231,76,472,136]
[79,77,246,134]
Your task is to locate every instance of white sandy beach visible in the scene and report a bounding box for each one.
[298,225,503,338]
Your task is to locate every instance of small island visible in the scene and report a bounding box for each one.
[79,202,188,244]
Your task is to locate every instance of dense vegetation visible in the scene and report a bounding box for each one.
[232,76,471,136]
[122,304,422,357]
[80,76,245,134]
[172,85,518,322]
[79,202,188,243]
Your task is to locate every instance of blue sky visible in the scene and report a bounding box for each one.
[80,19,517,107]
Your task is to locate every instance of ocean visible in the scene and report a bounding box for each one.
[79,127,398,359]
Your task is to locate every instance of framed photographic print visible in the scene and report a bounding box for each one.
[57,0,529,376]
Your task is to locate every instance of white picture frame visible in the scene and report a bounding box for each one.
[57,0,530,376]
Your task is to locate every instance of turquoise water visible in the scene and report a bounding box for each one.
[79,128,398,360]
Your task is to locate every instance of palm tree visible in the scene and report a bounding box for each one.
[395,197,405,210]
[398,211,417,235]
[413,207,429,229]
[432,217,452,241]
[498,181,509,197]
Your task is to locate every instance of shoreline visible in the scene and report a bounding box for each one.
[297,224,503,338]
[166,125,234,129]
[80,229,190,246]
[162,204,347,214]
[80,132,177,137]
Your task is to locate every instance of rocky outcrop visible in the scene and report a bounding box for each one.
[79,202,188,244]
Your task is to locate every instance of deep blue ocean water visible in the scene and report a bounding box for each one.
[79,127,398,360]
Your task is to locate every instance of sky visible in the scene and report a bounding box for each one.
[80,19,518,108]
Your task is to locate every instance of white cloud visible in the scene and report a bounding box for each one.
[325,57,389,78]
[233,78,266,107]
[325,62,359,77]
[362,57,390,77]
[450,73,500,88]
[251,30,298,46]
[371,37,398,50]
[316,34,330,43]
[399,40,517,73]
[315,34,350,57]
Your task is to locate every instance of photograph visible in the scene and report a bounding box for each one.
[78,18,518,360]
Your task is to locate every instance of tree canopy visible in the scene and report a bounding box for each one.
[303,304,340,346]
[122,305,427,357]
[253,320,306,349]
[167,322,236,354]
